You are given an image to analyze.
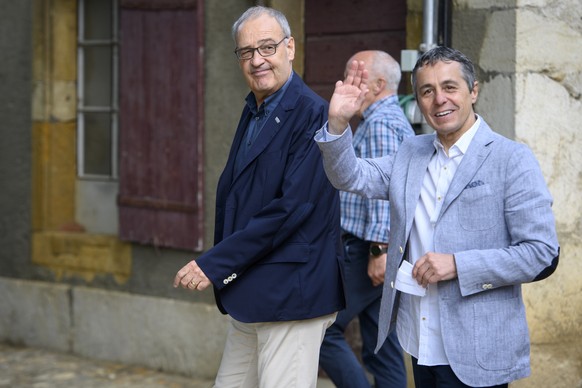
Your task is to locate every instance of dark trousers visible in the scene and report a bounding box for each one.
[320,234,407,388]
[411,357,509,388]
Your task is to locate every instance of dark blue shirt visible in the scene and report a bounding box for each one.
[234,73,294,175]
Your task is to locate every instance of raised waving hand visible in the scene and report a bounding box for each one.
[328,60,369,135]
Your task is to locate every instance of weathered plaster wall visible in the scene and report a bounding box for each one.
[0,1,33,277]
[455,0,582,386]
[203,0,253,249]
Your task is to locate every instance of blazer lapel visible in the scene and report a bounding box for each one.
[230,73,301,184]
[218,108,252,197]
[405,134,436,232]
[243,106,285,167]
[438,123,495,219]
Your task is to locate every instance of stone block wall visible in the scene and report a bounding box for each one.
[455,1,582,386]
[0,277,227,379]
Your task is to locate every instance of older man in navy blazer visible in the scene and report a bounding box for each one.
[316,47,559,387]
[174,5,344,388]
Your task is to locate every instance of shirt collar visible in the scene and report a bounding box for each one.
[245,72,294,117]
[433,114,481,156]
[362,94,398,120]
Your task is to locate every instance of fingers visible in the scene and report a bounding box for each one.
[417,264,435,287]
[367,270,383,287]
[188,278,201,289]
[412,255,433,287]
[371,276,384,287]
[412,252,458,287]
[173,260,210,291]
[344,60,368,87]
[367,256,386,287]
[328,62,369,134]
[343,60,358,85]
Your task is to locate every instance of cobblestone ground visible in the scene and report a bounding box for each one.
[0,343,336,388]
[0,343,213,388]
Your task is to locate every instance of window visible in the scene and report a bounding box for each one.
[77,0,119,179]
[76,0,120,235]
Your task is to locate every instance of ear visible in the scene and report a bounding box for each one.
[471,81,479,104]
[286,36,295,61]
[372,78,385,95]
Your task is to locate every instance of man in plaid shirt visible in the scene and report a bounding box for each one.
[319,50,415,388]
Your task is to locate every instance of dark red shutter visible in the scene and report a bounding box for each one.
[304,0,407,100]
[118,0,204,251]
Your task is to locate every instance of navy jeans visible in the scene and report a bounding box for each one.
[411,357,509,388]
[320,234,407,388]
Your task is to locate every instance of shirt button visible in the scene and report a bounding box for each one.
[399,246,404,254]
[482,283,493,290]
[390,281,394,289]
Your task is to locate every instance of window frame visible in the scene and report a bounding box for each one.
[76,0,119,180]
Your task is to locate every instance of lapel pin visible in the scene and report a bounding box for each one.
[275,117,280,124]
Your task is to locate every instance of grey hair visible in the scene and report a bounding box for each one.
[411,46,477,97]
[369,51,402,92]
[231,6,291,46]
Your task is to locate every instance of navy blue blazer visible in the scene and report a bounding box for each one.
[197,73,345,323]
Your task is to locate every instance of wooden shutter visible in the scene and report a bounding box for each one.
[118,0,204,251]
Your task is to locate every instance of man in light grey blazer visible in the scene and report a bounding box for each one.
[315,46,559,388]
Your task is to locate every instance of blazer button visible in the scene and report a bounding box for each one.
[223,279,229,285]
[390,281,394,289]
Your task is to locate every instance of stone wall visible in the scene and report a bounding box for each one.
[0,276,227,379]
[455,1,582,387]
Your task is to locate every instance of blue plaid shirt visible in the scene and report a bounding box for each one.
[340,94,415,243]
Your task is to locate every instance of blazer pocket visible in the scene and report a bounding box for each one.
[474,296,529,371]
[458,184,499,231]
[259,242,309,264]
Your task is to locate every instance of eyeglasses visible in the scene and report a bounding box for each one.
[234,37,288,60]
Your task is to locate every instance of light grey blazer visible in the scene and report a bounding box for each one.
[316,119,559,386]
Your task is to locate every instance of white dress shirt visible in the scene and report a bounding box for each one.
[396,116,481,365]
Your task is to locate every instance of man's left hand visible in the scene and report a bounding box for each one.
[412,252,457,288]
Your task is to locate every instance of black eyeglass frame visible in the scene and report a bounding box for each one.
[234,37,289,60]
